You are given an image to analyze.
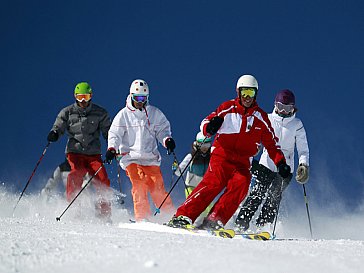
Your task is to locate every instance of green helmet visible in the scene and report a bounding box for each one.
[74,82,92,95]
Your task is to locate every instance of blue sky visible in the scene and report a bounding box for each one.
[1,0,363,213]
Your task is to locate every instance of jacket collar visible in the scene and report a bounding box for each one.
[234,98,259,114]
[73,101,93,115]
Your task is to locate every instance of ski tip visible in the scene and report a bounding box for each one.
[208,229,235,238]
[239,231,272,240]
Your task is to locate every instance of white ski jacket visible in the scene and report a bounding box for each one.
[108,95,172,170]
[259,110,309,173]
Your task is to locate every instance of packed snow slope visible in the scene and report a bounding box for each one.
[1,185,364,273]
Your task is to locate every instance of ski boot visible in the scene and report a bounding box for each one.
[199,218,224,231]
[166,215,193,229]
[234,217,250,234]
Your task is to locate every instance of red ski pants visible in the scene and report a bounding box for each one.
[126,163,174,221]
[66,153,110,206]
[176,155,251,225]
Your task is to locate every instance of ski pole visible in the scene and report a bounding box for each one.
[272,202,280,237]
[302,184,313,239]
[170,159,177,188]
[116,165,125,205]
[272,175,285,237]
[154,137,208,215]
[13,142,51,215]
[171,152,192,195]
[56,163,104,221]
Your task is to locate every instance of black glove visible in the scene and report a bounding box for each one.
[165,138,176,155]
[47,130,59,142]
[277,160,291,179]
[105,148,116,164]
[206,116,224,135]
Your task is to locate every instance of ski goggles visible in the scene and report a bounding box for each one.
[275,102,295,113]
[132,94,149,103]
[75,93,92,102]
[239,87,256,98]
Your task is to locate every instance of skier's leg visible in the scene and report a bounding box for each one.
[175,156,230,223]
[126,164,151,221]
[207,166,251,226]
[235,170,272,230]
[256,174,292,226]
[88,155,111,218]
[185,186,195,199]
[66,153,88,202]
[145,165,175,213]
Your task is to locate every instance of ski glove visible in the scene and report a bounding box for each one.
[165,138,176,155]
[296,163,309,184]
[47,130,59,142]
[105,148,116,164]
[277,160,291,179]
[206,116,224,135]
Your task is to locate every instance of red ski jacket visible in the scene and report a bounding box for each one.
[201,98,285,167]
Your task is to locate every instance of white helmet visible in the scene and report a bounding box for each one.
[130,79,149,95]
[236,75,258,90]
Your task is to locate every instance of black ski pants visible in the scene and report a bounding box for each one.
[236,164,292,229]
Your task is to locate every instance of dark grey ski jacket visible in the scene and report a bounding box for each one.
[51,102,111,155]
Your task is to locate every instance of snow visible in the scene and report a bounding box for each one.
[1,186,364,273]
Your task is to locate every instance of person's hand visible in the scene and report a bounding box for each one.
[105,148,116,164]
[165,138,176,155]
[206,116,224,135]
[296,164,309,184]
[47,130,59,142]
[277,160,291,179]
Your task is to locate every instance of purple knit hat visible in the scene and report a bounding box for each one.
[275,89,295,105]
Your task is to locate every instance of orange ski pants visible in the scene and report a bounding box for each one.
[126,163,174,221]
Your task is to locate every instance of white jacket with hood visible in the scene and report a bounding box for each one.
[259,110,309,173]
[108,95,172,170]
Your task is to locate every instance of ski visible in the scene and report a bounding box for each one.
[237,231,273,241]
[120,221,235,239]
[166,223,235,239]
[207,228,235,239]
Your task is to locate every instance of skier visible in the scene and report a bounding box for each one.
[175,132,212,197]
[106,79,175,222]
[47,82,112,220]
[174,132,212,224]
[235,89,310,232]
[167,75,291,230]
[41,159,70,197]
